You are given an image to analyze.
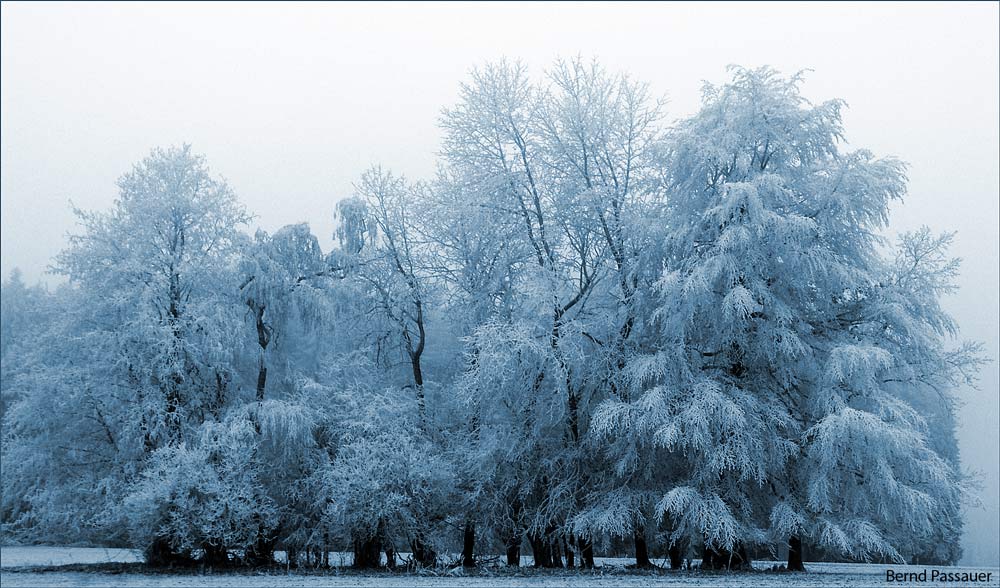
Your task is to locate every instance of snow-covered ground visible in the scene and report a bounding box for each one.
[1,546,998,587]
[1,546,143,567]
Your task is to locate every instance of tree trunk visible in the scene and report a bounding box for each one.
[406,298,427,424]
[213,370,228,415]
[564,536,575,569]
[550,534,564,568]
[251,300,271,401]
[506,533,522,567]
[529,528,563,568]
[529,533,551,568]
[256,361,267,401]
[165,380,182,445]
[164,269,184,446]
[411,533,436,568]
[352,536,381,569]
[787,535,805,571]
[410,351,426,421]
[462,522,476,567]
[668,541,685,570]
[505,496,523,566]
[579,536,595,569]
[245,536,276,566]
[634,527,653,568]
[702,543,751,570]
[144,536,194,568]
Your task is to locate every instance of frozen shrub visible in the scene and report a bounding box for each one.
[122,417,277,565]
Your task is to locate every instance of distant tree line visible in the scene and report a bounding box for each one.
[0,62,982,571]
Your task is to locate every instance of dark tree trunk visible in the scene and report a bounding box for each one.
[506,537,521,566]
[529,528,564,568]
[256,362,267,401]
[668,541,685,570]
[249,299,271,402]
[245,536,276,566]
[144,537,194,568]
[404,297,427,424]
[381,519,394,569]
[286,547,299,569]
[564,536,575,569]
[529,533,551,568]
[411,534,436,568]
[787,535,805,571]
[353,536,381,569]
[403,302,434,568]
[462,522,476,568]
[411,353,426,421]
[567,387,580,443]
[634,527,653,568]
[701,543,751,570]
[579,536,595,569]
[505,496,523,566]
[550,534,564,568]
[213,371,228,415]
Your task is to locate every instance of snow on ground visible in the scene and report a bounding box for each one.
[1,546,998,587]
[0,546,143,567]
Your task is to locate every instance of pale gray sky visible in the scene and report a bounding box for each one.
[1,1,997,566]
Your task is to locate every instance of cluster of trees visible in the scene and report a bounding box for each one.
[0,62,983,571]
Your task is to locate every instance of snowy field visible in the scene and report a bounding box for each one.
[1,547,998,587]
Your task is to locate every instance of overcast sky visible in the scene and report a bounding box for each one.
[1,1,997,566]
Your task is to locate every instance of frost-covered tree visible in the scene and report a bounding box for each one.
[441,59,582,567]
[537,57,669,568]
[1,283,136,545]
[0,270,38,360]
[122,416,278,565]
[239,223,328,401]
[420,167,531,567]
[588,66,980,570]
[790,228,981,567]
[44,145,252,561]
[319,167,463,568]
[0,270,49,419]
[55,144,251,449]
[351,168,433,424]
[439,58,668,568]
[313,379,456,569]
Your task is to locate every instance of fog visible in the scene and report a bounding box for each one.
[1,1,997,566]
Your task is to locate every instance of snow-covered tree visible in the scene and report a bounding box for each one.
[588,66,980,570]
[419,167,531,567]
[790,228,982,566]
[42,145,252,561]
[55,144,251,449]
[0,270,49,418]
[351,168,434,424]
[439,58,667,568]
[537,57,669,567]
[2,283,136,545]
[315,380,456,568]
[239,223,328,401]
